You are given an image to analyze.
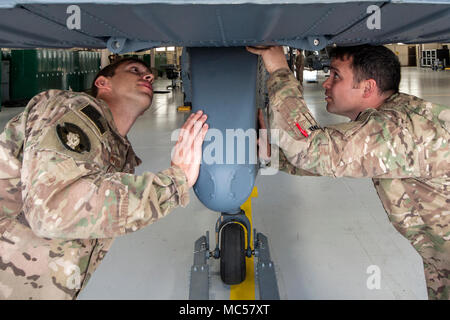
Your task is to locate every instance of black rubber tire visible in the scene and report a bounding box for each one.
[220,223,246,285]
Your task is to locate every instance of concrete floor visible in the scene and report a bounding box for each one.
[1,67,449,300]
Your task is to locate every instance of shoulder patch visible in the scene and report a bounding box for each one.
[80,105,107,135]
[56,122,91,153]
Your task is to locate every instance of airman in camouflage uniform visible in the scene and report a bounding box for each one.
[249,45,449,299]
[0,58,208,299]
[295,49,304,86]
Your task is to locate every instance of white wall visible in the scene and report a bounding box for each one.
[385,44,413,66]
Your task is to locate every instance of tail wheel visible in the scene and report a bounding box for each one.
[220,223,246,285]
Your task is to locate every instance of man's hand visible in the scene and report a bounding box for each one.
[246,46,289,74]
[258,109,271,162]
[171,110,209,188]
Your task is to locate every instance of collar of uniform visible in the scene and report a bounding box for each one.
[94,97,143,167]
[379,92,412,111]
[355,92,409,122]
[94,97,131,146]
[385,92,400,103]
[126,147,142,168]
[354,111,362,121]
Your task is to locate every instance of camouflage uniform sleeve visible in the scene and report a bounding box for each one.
[277,148,320,176]
[20,93,189,240]
[268,68,423,178]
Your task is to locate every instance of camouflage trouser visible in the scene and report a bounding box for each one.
[407,225,449,300]
[390,220,449,300]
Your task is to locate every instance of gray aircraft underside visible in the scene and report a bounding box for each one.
[0,1,449,51]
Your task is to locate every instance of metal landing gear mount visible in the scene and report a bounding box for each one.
[189,210,280,300]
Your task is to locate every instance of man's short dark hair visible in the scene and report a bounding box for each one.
[329,45,401,94]
[91,57,150,97]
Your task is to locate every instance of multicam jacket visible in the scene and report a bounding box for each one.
[268,68,450,299]
[0,90,189,299]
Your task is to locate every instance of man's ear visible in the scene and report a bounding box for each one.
[94,76,111,93]
[362,79,377,98]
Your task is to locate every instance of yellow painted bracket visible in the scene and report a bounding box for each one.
[177,106,192,112]
[230,186,258,300]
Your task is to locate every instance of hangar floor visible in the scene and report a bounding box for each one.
[1,67,449,300]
